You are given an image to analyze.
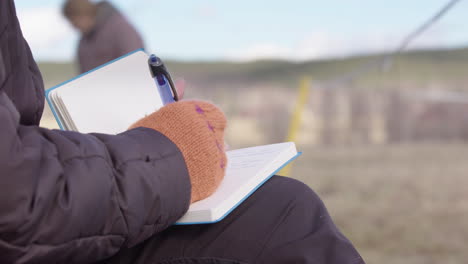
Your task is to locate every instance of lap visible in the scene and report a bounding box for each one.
[103,176,364,264]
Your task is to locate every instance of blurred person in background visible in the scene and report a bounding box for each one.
[62,0,144,73]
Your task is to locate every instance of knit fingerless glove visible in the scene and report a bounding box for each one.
[129,101,227,203]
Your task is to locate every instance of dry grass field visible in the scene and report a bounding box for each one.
[295,143,468,264]
[38,47,468,263]
[40,103,468,264]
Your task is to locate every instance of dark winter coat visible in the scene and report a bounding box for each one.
[0,1,191,263]
[77,1,145,73]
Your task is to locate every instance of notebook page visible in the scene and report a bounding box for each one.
[49,92,69,130]
[185,142,296,215]
[56,51,163,134]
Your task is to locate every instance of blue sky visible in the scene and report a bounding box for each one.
[14,0,468,62]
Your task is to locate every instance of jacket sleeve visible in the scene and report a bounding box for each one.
[0,92,191,264]
[0,1,191,263]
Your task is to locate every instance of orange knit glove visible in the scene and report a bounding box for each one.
[129,100,227,203]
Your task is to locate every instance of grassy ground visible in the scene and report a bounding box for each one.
[40,105,468,264]
[38,47,468,263]
[41,101,468,263]
[295,143,468,264]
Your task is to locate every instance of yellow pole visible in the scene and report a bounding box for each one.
[280,76,310,176]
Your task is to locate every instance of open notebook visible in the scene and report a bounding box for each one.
[178,142,300,224]
[45,49,301,224]
[46,49,163,134]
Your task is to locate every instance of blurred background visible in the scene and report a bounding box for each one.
[17,0,468,263]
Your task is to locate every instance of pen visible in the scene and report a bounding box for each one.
[148,54,179,104]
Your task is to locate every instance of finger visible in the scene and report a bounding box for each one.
[175,78,186,100]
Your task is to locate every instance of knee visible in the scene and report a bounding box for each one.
[253,176,332,230]
[256,177,364,263]
[264,176,325,212]
[228,175,333,233]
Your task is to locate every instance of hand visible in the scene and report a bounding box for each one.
[130,101,227,203]
[175,79,231,151]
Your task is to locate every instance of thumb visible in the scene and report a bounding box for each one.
[175,78,186,99]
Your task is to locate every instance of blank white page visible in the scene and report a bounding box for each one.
[177,142,297,224]
[56,51,163,134]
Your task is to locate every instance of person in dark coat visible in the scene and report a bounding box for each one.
[62,0,145,73]
[0,1,365,263]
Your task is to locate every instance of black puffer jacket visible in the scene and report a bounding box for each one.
[0,1,191,263]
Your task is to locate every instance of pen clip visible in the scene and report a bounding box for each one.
[148,54,179,102]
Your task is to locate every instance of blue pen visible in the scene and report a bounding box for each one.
[148,54,178,104]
